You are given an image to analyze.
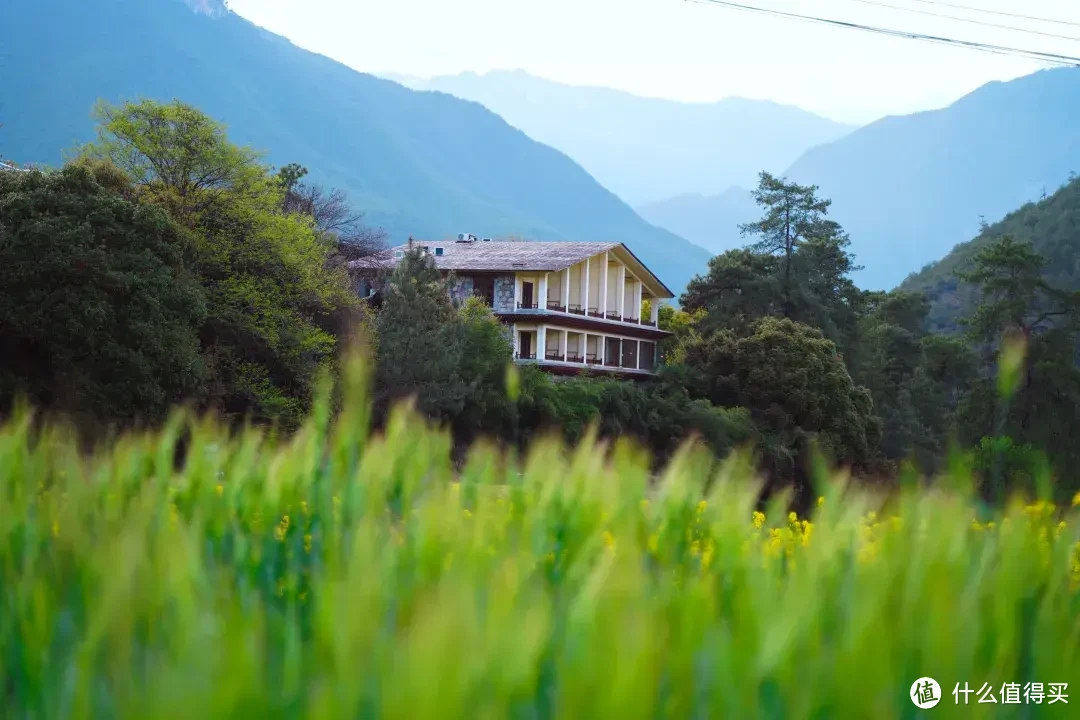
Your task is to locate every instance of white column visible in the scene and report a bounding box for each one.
[637,340,642,370]
[563,267,570,311]
[599,333,605,365]
[617,266,627,320]
[537,324,546,360]
[514,275,522,308]
[512,323,519,356]
[539,273,549,310]
[600,252,609,316]
[583,258,591,314]
[650,298,660,325]
[634,281,643,321]
[563,329,568,361]
[583,332,589,363]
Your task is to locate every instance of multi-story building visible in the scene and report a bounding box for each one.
[351,236,674,377]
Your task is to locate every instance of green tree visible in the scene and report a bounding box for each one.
[738,172,845,318]
[84,99,358,427]
[450,296,514,444]
[682,318,881,488]
[375,248,469,424]
[955,236,1080,498]
[0,164,205,427]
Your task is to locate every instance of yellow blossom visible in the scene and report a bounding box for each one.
[752,511,766,529]
[215,483,224,497]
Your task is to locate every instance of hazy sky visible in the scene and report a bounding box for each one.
[226,0,1080,124]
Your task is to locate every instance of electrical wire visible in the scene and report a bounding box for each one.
[688,0,1080,66]
[844,0,1080,43]
[899,0,1080,29]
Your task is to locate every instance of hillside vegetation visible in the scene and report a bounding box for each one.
[0,0,710,295]
[902,174,1080,334]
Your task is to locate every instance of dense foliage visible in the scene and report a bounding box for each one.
[676,172,1079,500]
[2,358,1079,717]
[0,163,205,426]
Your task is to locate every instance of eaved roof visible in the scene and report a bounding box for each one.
[350,239,675,299]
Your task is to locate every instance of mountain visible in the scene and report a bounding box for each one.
[395,70,855,207]
[0,0,711,296]
[638,68,1080,290]
[636,187,758,255]
[900,175,1080,334]
[780,67,1080,290]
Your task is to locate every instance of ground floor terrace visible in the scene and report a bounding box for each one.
[510,323,659,377]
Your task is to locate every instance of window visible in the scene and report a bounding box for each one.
[435,247,444,256]
[393,250,404,259]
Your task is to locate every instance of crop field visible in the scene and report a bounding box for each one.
[2,360,1079,718]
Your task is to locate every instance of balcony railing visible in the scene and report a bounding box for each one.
[517,301,538,310]
[515,352,537,360]
[587,307,601,318]
[565,353,584,364]
[544,350,563,361]
[546,300,566,312]
[568,304,585,315]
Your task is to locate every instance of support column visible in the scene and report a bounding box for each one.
[537,324,546,360]
[583,332,589,364]
[563,267,570,311]
[582,259,590,313]
[514,275,522,308]
[563,329,568,362]
[634,281,643,321]
[637,340,642,370]
[650,298,660,325]
[617,266,627,320]
[599,333,606,365]
[539,273,549,311]
[600,252,609,316]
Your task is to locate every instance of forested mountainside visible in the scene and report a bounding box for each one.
[901,174,1080,333]
[0,0,710,294]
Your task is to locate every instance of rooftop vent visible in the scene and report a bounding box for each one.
[456,232,479,243]
[481,237,492,242]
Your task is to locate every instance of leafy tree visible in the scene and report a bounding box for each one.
[450,296,514,443]
[682,318,881,487]
[954,237,1080,498]
[84,99,358,427]
[738,172,846,318]
[375,248,469,424]
[0,164,205,426]
[515,367,753,465]
[958,235,1079,347]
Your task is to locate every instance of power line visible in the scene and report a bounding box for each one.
[688,0,1080,66]
[899,0,1080,29]
[844,0,1080,43]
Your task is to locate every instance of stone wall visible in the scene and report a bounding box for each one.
[449,275,475,305]
[493,274,516,312]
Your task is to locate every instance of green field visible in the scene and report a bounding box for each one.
[2,357,1079,718]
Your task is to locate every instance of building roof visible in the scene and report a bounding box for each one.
[350,239,674,299]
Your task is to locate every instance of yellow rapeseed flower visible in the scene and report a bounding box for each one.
[215,483,224,497]
[1072,491,1080,508]
[752,511,765,529]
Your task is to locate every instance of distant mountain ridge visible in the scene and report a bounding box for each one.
[637,188,758,255]
[0,0,711,295]
[639,67,1080,290]
[393,70,855,207]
